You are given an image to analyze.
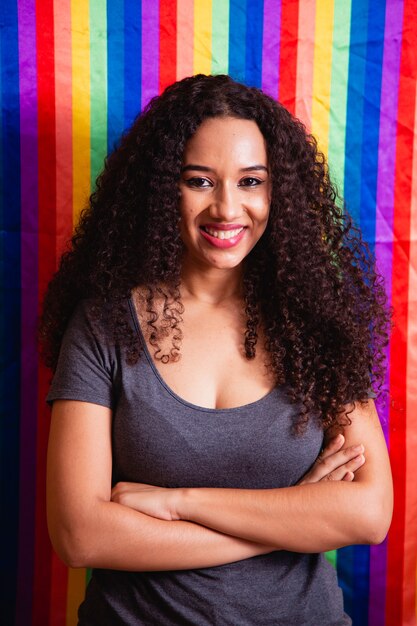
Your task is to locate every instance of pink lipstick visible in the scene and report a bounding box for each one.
[199,224,247,249]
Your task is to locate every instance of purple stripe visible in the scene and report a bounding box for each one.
[141,0,160,109]
[370,1,404,624]
[261,0,281,97]
[16,1,38,624]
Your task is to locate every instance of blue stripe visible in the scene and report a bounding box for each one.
[359,0,386,253]
[107,0,125,151]
[342,5,384,617]
[229,0,246,83]
[352,545,371,626]
[347,6,387,625]
[337,545,355,618]
[124,0,141,126]
[245,0,264,87]
[344,0,369,227]
[0,0,21,622]
[341,7,370,619]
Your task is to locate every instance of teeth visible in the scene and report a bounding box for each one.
[204,227,243,240]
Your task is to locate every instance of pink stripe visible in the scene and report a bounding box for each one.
[141,0,160,108]
[176,0,194,80]
[370,1,404,624]
[261,0,281,98]
[54,0,73,258]
[295,0,315,130]
[16,0,38,623]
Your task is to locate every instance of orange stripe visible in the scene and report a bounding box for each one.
[71,0,90,225]
[66,568,87,626]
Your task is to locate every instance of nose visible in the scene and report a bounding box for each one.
[209,182,242,221]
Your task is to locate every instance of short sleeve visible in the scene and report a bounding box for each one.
[46,300,117,409]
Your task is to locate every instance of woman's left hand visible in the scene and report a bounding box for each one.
[297,434,365,485]
[111,482,183,521]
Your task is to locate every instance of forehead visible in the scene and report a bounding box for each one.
[183,117,268,166]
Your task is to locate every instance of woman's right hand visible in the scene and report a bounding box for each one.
[297,434,365,485]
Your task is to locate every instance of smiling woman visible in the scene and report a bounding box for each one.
[179,117,271,270]
[40,74,392,625]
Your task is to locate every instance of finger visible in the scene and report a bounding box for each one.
[309,444,365,481]
[322,454,365,482]
[319,434,345,460]
[342,471,354,481]
[320,443,364,470]
[297,442,365,485]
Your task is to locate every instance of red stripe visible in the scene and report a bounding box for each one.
[49,553,68,626]
[278,0,299,113]
[34,1,57,624]
[385,0,417,623]
[159,0,177,93]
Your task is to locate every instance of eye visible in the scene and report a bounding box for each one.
[185,177,212,188]
[238,177,263,187]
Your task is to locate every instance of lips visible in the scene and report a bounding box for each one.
[199,224,247,249]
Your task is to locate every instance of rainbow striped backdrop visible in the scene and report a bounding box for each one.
[1,0,416,624]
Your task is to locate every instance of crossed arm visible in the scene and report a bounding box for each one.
[47,399,393,571]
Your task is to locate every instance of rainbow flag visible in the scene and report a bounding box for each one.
[1,1,416,624]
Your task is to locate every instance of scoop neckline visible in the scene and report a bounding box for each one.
[127,296,278,414]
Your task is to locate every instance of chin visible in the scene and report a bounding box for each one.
[203,252,247,270]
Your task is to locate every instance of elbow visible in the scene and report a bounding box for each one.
[365,511,392,546]
[48,520,94,569]
[357,494,393,546]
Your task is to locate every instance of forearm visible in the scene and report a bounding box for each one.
[51,499,275,571]
[179,482,391,552]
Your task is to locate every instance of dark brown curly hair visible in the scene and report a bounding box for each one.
[39,73,390,431]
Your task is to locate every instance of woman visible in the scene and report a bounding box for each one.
[41,74,392,625]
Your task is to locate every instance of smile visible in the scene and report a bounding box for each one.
[199,225,247,249]
[203,226,244,240]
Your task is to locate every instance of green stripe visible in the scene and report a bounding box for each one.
[328,0,352,202]
[325,549,337,569]
[90,0,107,189]
[211,0,230,74]
[326,1,353,568]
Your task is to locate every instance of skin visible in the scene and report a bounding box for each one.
[47,117,393,571]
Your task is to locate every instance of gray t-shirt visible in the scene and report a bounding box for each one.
[47,299,351,626]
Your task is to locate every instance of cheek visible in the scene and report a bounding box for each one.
[254,198,270,226]
[178,205,198,243]
[179,197,199,223]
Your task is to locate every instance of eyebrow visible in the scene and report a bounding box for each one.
[181,164,268,173]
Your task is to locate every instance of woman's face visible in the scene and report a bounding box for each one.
[178,116,271,272]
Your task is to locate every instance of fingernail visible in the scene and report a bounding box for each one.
[353,444,364,452]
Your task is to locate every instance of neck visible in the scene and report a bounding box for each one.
[180,258,243,305]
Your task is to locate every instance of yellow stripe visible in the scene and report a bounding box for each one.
[311,0,335,157]
[193,0,212,75]
[71,0,91,226]
[66,568,88,626]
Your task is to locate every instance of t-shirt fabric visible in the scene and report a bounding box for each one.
[47,299,352,626]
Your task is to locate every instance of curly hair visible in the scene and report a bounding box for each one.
[39,73,390,431]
